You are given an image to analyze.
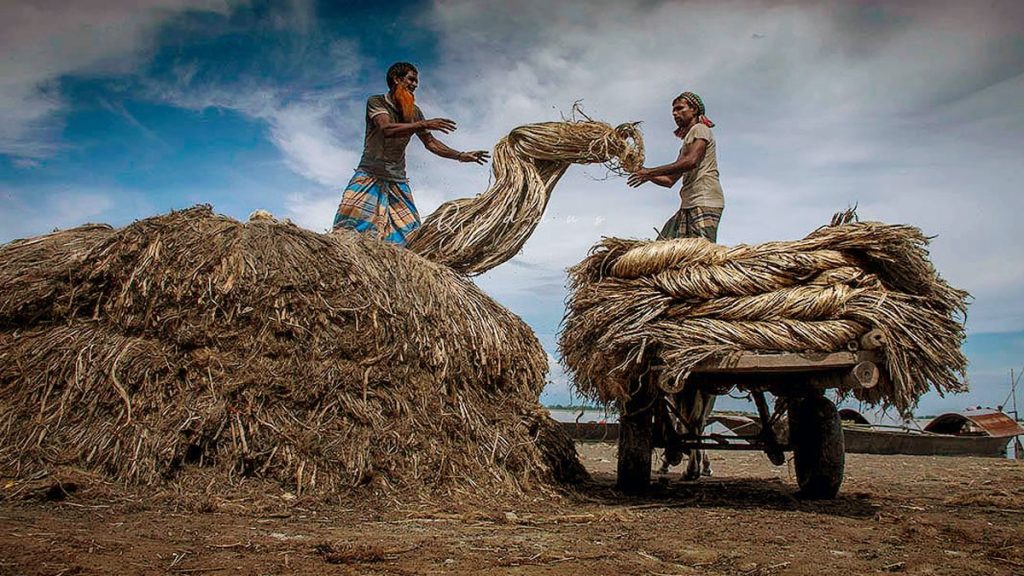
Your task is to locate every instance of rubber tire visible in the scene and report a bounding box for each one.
[789,395,845,499]
[617,392,654,494]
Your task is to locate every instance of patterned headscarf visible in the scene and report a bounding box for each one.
[677,91,715,129]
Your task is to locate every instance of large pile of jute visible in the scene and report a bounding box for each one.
[559,219,970,415]
[0,206,585,499]
[407,119,644,275]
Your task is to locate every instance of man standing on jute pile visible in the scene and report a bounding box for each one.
[626,91,724,479]
[332,62,490,245]
[627,91,724,241]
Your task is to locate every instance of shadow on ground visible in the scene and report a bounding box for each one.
[574,470,878,519]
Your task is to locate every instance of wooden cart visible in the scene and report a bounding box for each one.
[616,349,882,499]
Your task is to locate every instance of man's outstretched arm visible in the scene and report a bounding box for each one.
[417,131,490,164]
[373,113,457,138]
[645,174,681,188]
[627,139,707,187]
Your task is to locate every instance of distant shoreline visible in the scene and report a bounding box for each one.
[542,405,1024,424]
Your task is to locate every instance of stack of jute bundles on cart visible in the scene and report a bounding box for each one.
[560,214,970,415]
[0,206,586,502]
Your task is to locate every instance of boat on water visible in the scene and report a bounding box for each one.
[839,408,1024,458]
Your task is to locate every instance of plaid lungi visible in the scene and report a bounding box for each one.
[658,206,723,242]
[332,171,421,245]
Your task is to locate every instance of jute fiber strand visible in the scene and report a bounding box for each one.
[559,220,969,415]
[0,206,586,500]
[407,120,644,275]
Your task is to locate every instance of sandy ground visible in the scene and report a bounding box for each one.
[2,444,1023,575]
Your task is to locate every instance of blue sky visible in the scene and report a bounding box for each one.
[2,0,1023,416]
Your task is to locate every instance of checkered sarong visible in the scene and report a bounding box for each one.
[658,206,723,242]
[332,171,421,245]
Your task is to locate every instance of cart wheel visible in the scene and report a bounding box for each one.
[617,391,654,494]
[789,394,844,499]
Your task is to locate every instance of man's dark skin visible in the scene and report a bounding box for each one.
[374,69,490,165]
[627,98,708,188]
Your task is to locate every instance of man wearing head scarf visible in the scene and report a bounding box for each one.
[627,91,724,242]
[627,90,724,480]
[332,62,490,245]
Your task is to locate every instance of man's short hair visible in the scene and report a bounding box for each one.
[386,62,418,89]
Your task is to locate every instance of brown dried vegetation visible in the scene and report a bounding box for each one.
[407,118,644,275]
[0,206,584,500]
[560,218,970,414]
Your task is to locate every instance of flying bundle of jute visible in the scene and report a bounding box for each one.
[559,218,970,414]
[0,206,585,501]
[407,119,644,275]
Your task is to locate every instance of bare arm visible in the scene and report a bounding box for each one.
[373,113,457,138]
[646,174,680,188]
[627,139,708,188]
[417,131,491,164]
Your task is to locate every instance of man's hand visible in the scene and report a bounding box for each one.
[420,118,457,134]
[627,168,653,188]
[458,150,491,165]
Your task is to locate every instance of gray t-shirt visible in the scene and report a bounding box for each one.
[356,94,425,182]
[678,123,724,209]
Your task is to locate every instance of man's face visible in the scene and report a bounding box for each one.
[672,99,695,126]
[397,70,419,94]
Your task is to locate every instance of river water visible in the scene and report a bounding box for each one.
[546,409,1024,459]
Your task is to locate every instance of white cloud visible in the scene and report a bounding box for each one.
[11,158,42,169]
[136,4,367,216]
[282,189,339,233]
[0,0,232,159]
[2,0,1021,408]
[151,80,367,234]
[266,99,362,187]
[413,0,1024,336]
[0,188,123,241]
[160,88,361,181]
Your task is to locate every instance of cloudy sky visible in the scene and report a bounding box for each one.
[2,0,1022,416]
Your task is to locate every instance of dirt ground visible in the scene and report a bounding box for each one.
[2,444,1022,576]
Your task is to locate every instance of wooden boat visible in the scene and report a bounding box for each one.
[840,408,1024,458]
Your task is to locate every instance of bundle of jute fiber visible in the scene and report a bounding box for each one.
[0,205,586,501]
[406,119,644,275]
[559,220,969,415]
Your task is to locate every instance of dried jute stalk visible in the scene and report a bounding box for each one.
[560,220,970,415]
[407,120,644,275]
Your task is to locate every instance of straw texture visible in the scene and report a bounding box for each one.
[0,206,586,499]
[407,119,643,275]
[560,219,970,415]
